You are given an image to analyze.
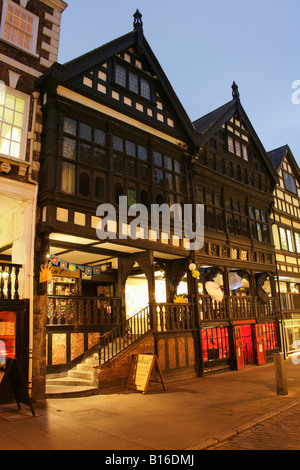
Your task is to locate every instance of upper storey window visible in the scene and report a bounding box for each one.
[283,170,297,194]
[0,0,39,55]
[0,85,29,160]
[115,64,151,100]
[226,118,249,161]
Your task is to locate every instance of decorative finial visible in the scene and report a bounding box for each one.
[232,81,240,99]
[133,9,143,30]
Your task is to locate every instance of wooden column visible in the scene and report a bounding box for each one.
[223,267,232,319]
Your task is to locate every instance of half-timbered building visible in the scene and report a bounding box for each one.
[268,145,300,358]
[0,0,67,398]
[191,84,281,373]
[36,11,202,396]
[34,12,282,397]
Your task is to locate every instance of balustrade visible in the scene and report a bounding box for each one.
[152,303,193,332]
[47,296,122,326]
[198,295,278,321]
[0,263,22,300]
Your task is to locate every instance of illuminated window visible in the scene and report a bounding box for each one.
[295,233,300,253]
[0,85,29,160]
[279,227,288,250]
[0,0,39,55]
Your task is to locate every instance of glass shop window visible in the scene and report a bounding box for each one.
[202,327,230,362]
[0,311,16,364]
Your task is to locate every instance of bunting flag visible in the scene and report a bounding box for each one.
[50,255,112,276]
[84,266,93,276]
[60,259,68,270]
[51,255,59,266]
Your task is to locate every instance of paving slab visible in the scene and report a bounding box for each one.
[0,358,300,451]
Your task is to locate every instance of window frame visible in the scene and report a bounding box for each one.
[282,170,297,195]
[60,116,108,200]
[114,61,152,102]
[0,84,30,161]
[0,0,39,56]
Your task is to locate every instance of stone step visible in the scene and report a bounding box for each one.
[46,329,149,397]
[47,376,93,387]
[68,369,95,381]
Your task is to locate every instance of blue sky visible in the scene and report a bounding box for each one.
[58,0,300,165]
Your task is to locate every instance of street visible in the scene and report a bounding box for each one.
[208,402,300,450]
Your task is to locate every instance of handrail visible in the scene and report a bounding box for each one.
[98,305,151,365]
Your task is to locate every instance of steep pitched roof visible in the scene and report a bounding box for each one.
[192,85,278,184]
[268,145,289,170]
[268,144,300,182]
[193,100,235,135]
[37,13,198,146]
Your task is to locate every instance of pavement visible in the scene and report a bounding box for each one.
[0,357,300,451]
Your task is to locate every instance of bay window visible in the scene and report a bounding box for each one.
[0,85,29,160]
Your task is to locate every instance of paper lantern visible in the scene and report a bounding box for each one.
[229,272,243,290]
[191,270,200,279]
[189,263,197,271]
[205,281,224,302]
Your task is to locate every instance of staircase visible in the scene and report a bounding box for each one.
[46,306,151,397]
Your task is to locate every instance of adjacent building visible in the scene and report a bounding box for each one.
[0,0,67,397]
[191,84,280,373]
[268,145,300,357]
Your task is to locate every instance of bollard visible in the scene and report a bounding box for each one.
[273,352,288,396]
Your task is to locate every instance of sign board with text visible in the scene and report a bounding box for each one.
[126,354,166,394]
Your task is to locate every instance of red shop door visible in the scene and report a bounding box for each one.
[234,326,245,370]
[255,324,266,365]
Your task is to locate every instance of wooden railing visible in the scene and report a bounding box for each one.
[98,306,151,364]
[47,296,122,326]
[0,263,22,300]
[152,303,193,332]
[199,295,278,321]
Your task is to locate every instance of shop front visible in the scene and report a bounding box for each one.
[0,179,37,388]
[194,265,280,374]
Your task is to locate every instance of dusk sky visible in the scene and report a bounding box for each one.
[58,0,300,165]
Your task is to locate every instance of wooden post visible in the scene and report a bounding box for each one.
[273,352,288,395]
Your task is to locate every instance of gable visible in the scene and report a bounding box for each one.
[40,27,197,147]
[193,96,278,189]
[268,145,300,188]
[67,46,190,141]
[269,146,300,197]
